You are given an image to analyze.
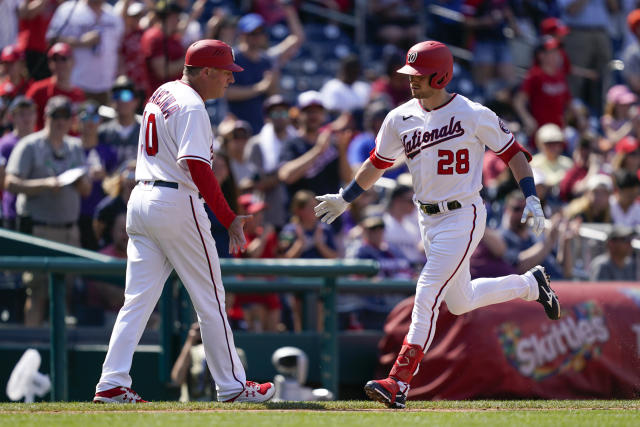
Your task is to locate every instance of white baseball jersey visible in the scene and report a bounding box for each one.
[98,79,250,400]
[372,94,515,203]
[136,81,214,192]
[367,93,540,356]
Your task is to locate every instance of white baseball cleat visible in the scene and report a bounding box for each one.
[93,386,147,403]
[223,381,276,403]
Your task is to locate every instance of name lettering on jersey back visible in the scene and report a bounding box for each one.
[149,88,180,119]
[402,116,464,159]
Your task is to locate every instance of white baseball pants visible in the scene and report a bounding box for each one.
[407,195,538,352]
[96,183,246,400]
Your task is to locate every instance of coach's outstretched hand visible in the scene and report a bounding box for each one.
[314,189,349,224]
[228,215,251,254]
[521,195,545,236]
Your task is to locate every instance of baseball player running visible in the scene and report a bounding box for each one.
[315,41,561,409]
[94,40,275,403]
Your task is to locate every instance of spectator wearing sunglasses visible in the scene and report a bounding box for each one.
[98,75,142,165]
[78,100,117,250]
[25,42,85,130]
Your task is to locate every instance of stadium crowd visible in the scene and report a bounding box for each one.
[0,0,638,331]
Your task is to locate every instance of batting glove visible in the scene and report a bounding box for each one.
[314,189,349,224]
[521,195,545,236]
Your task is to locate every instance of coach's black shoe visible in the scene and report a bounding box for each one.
[529,265,560,320]
[364,378,406,409]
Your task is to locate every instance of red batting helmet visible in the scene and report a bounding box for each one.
[397,41,453,89]
[185,39,244,72]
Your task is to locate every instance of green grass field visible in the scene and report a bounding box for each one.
[1,401,639,427]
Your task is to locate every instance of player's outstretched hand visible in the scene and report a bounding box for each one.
[314,190,349,224]
[228,215,251,255]
[521,195,545,236]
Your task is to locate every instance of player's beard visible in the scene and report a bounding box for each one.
[409,86,422,99]
[409,82,434,100]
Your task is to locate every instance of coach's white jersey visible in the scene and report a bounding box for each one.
[135,81,214,193]
[372,94,514,203]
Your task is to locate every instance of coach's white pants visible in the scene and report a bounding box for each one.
[96,184,246,400]
[406,196,538,352]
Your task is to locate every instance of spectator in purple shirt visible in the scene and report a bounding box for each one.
[0,96,36,229]
[78,100,117,250]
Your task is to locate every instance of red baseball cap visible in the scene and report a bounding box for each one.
[1,45,24,63]
[48,42,73,58]
[628,9,640,33]
[540,17,569,37]
[616,136,640,154]
[185,40,243,72]
[238,193,266,214]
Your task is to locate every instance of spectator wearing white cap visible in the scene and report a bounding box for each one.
[564,174,613,223]
[218,119,256,188]
[226,6,304,133]
[278,91,353,202]
[530,123,574,189]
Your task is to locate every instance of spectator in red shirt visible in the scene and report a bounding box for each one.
[559,134,597,201]
[17,0,61,81]
[514,37,571,139]
[25,42,85,130]
[140,1,185,93]
[117,1,149,97]
[540,17,599,85]
[0,45,30,100]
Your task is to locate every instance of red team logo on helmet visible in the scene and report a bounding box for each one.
[397,40,453,89]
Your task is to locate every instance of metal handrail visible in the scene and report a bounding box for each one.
[0,257,379,401]
[0,257,379,275]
